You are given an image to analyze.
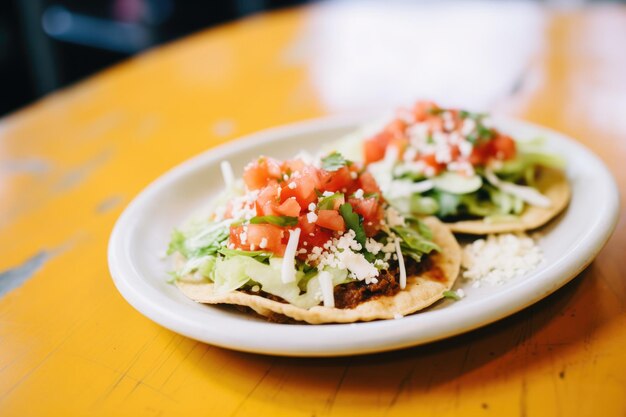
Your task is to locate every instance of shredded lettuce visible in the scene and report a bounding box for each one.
[391,222,440,263]
[212,255,349,309]
[218,247,273,261]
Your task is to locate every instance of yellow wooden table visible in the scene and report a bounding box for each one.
[1,2,625,416]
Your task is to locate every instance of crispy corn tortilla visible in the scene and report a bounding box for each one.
[446,168,570,234]
[176,217,461,324]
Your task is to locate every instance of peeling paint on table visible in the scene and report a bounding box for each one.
[0,251,53,297]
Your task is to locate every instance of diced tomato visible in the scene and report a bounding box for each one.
[348,197,383,236]
[319,166,354,193]
[281,159,306,174]
[419,153,445,175]
[469,146,488,166]
[281,166,320,208]
[349,197,379,220]
[384,118,407,138]
[449,144,460,160]
[298,216,332,254]
[230,224,286,255]
[413,100,439,121]
[275,197,301,217]
[490,134,516,160]
[243,157,282,189]
[255,183,280,216]
[470,134,516,165]
[316,210,346,232]
[364,131,392,164]
[358,171,381,195]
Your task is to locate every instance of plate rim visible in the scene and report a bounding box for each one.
[108,114,620,357]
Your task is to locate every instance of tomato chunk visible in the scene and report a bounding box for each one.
[348,197,383,236]
[413,100,439,121]
[230,224,286,255]
[243,157,282,189]
[316,210,346,232]
[364,132,392,164]
[319,166,354,193]
[298,216,332,254]
[490,134,516,160]
[275,197,301,217]
[358,172,381,195]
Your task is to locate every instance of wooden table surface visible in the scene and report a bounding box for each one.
[1,2,625,416]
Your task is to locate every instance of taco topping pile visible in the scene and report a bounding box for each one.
[168,153,443,312]
[361,101,566,224]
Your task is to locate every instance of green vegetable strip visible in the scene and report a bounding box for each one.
[249,215,299,226]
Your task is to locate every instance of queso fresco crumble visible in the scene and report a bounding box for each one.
[461,233,544,287]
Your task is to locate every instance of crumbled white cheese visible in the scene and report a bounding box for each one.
[353,188,364,199]
[281,228,301,283]
[394,238,406,289]
[462,233,543,286]
[259,237,268,249]
[318,271,335,308]
[288,181,297,189]
[306,212,318,223]
[308,202,316,211]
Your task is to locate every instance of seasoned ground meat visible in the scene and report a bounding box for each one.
[333,269,400,309]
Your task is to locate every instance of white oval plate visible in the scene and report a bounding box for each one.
[108,115,619,357]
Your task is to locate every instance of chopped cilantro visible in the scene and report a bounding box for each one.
[321,152,351,172]
[249,215,299,227]
[478,124,493,139]
[338,203,366,247]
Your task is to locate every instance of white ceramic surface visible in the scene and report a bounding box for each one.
[108,115,619,357]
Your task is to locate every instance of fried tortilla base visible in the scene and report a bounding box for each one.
[175,217,461,324]
[446,168,570,234]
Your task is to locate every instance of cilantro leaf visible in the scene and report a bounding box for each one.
[321,152,351,172]
[338,203,366,247]
[250,215,299,227]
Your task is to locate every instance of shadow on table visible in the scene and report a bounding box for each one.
[181,263,611,411]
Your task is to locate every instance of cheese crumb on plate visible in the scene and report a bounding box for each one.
[461,233,544,288]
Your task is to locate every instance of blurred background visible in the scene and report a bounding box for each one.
[2,0,625,117]
[0,0,310,116]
